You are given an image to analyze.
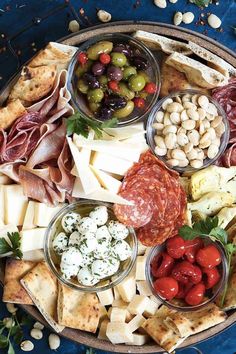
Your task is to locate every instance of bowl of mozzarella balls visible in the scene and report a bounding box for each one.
[44,201,137,292]
[146,90,230,172]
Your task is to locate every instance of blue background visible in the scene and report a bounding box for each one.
[0,0,236,353]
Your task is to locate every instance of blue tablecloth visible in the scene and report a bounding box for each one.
[0,0,236,353]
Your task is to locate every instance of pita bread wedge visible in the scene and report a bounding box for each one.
[221,265,236,311]
[160,58,210,97]
[133,30,192,55]
[8,65,56,106]
[3,258,35,305]
[0,99,27,130]
[165,52,228,89]
[188,41,236,77]
[57,283,100,333]
[20,262,64,333]
[29,42,77,71]
[164,313,193,338]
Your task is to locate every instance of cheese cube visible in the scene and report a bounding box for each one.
[136,256,146,281]
[143,298,160,317]
[98,319,109,340]
[127,295,149,315]
[144,247,152,257]
[20,228,47,252]
[112,299,128,308]
[137,240,147,255]
[137,281,152,296]
[22,201,36,230]
[99,304,108,321]
[34,203,63,227]
[97,288,114,306]
[107,307,112,319]
[149,295,163,307]
[126,333,150,346]
[22,250,44,262]
[127,314,146,332]
[106,322,133,344]
[110,307,127,323]
[113,285,121,300]
[116,273,136,302]
[92,151,133,176]
[0,224,19,245]
[4,185,28,225]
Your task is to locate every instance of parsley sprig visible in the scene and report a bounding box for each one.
[179,216,236,306]
[190,0,211,7]
[0,232,22,259]
[66,111,118,138]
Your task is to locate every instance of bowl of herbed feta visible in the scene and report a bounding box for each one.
[44,201,137,292]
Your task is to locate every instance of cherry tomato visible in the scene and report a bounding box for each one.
[153,277,179,300]
[99,53,111,65]
[166,236,185,259]
[185,283,205,306]
[184,237,204,263]
[196,244,222,269]
[78,52,88,65]
[133,97,145,109]
[172,260,195,284]
[144,82,158,94]
[176,282,194,299]
[108,80,119,92]
[202,267,221,289]
[151,252,175,278]
[191,265,202,284]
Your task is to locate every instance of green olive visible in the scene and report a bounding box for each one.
[77,79,89,94]
[98,75,108,86]
[128,74,146,92]
[123,66,137,81]
[87,41,113,60]
[87,88,104,103]
[75,60,92,78]
[111,52,127,67]
[138,70,151,83]
[118,82,135,100]
[89,102,101,113]
[113,100,134,119]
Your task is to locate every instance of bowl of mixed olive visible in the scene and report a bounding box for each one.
[68,33,160,125]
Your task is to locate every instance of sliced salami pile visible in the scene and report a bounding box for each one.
[114,150,187,246]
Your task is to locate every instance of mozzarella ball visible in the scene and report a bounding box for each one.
[79,233,98,254]
[96,225,112,242]
[106,257,120,276]
[68,231,82,247]
[60,261,80,279]
[94,238,111,259]
[52,232,68,255]
[91,257,120,279]
[111,240,132,261]
[77,217,97,235]
[77,266,99,286]
[108,220,129,240]
[61,247,83,267]
[61,211,81,233]
[80,253,95,267]
[89,206,109,226]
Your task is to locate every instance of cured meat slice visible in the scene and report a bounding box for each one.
[114,188,153,228]
[138,223,175,246]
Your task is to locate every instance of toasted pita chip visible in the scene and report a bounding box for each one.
[29,42,77,71]
[3,259,35,305]
[166,52,228,89]
[9,65,56,105]
[21,262,64,333]
[133,31,192,55]
[164,313,193,338]
[0,99,27,129]
[160,58,210,97]
[57,283,100,333]
[188,41,236,77]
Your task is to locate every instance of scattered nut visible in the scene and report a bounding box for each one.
[208,14,221,29]
[49,334,60,350]
[169,0,178,2]
[6,303,17,314]
[3,317,14,329]
[173,12,183,26]
[20,340,34,352]
[182,12,195,24]
[33,321,44,330]
[30,328,43,340]
[97,9,112,23]
[68,20,80,33]
[154,0,167,8]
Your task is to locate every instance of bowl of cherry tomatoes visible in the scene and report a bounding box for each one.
[146,235,229,311]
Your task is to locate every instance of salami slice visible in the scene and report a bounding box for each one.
[114,188,153,228]
[138,223,175,246]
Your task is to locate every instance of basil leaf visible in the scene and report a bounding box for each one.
[8,341,15,354]
[0,238,11,255]
[209,227,228,245]
[0,334,8,348]
[179,225,200,240]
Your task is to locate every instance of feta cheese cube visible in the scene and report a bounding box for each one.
[98,319,109,340]
[135,256,146,281]
[116,273,136,303]
[126,333,150,346]
[97,288,114,306]
[110,307,127,323]
[127,314,146,332]
[127,295,149,315]
[137,281,152,296]
[143,298,160,317]
[106,322,133,344]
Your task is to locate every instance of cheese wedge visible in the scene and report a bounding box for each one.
[0,224,19,245]
[90,166,122,194]
[20,228,47,252]
[103,123,145,140]
[92,152,134,176]
[34,202,63,227]
[4,185,28,225]
[22,201,37,230]
[73,130,95,165]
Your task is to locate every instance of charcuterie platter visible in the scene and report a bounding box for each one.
[0,21,236,353]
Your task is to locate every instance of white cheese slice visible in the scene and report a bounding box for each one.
[70,164,78,177]
[22,201,37,230]
[125,333,150,346]
[67,137,100,195]
[73,130,95,165]
[0,185,4,224]
[22,250,45,262]
[92,152,134,176]
[106,322,133,344]
[127,295,149,315]
[4,185,28,226]
[127,314,146,332]
[0,224,19,244]
[72,179,132,205]
[34,202,63,227]
[103,123,145,140]
[90,166,122,194]
[137,281,153,296]
[110,307,127,323]
[20,228,47,252]
[116,273,136,303]
[135,256,147,281]
[97,288,114,306]
[0,218,4,227]
[143,297,160,317]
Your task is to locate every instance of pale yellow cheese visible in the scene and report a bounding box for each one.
[125,333,150,346]
[127,314,146,332]
[137,281,153,296]
[0,174,12,185]
[135,256,147,281]
[110,307,127,323]
[90,165,122,194]
[22,201,36,230]
[143,297,160,317]
[149,295,163,307]
[0,218,4,227]
[128,295,149,315]
[112,299,128,308]
[97,288,114,306]
[99,304,108,322]
[92,151,134,176]
[4,185,28,225]
[98,319,109,340]
[103,123,145,140]
[20,228,47,252]
[34,202,63,227]
[0,224,19,245]
[22,250,45,262]
[106,322,133,344]
[137,240,147,256]
[73,130,95,166]
[116,273,136,303]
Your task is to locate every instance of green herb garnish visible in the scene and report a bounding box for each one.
[190,0,211,7]
[179,216,236,306]
[0,232,22,259]
[66,111,118,138]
